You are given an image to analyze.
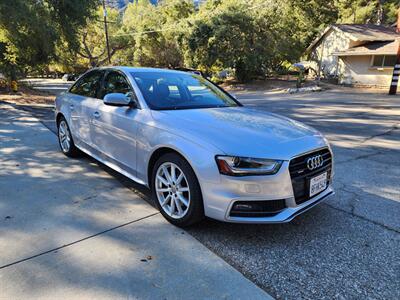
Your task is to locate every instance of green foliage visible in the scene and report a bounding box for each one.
[184,1,263,81]
[181,0,337,81]
[119,0,195,67]
[0,0,97,77]
[76,6,128,67]
[1,0,399,82]
[336,0,398,24]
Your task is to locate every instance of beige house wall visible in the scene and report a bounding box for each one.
[339,55,393,87]
[312,29,351,77]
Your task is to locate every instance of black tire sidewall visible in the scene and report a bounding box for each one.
[151,153,204,227]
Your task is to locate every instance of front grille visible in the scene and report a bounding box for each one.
[230,199,286,217]
[289,148,332,205]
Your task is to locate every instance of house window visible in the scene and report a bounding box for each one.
[372,55,397,68]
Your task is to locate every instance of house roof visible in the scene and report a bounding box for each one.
[333,40,399,56]
[306,24,400,54]
[335,24,399,41]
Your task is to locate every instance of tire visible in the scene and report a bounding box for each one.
[57,116,81,157]
[152,153,204,227]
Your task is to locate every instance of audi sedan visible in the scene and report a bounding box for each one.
[55,67,334,227]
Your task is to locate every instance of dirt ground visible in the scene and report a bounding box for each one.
[0,84,55,105]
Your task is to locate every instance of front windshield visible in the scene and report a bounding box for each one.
[131,71,240,110]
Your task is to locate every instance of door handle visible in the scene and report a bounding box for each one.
[93,111,101,119]
[70,104,74,111]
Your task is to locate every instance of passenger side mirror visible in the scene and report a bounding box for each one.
[104,93,136,107]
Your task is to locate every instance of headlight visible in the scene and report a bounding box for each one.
[215,156,283,176]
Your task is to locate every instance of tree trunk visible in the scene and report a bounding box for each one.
[376,1,383,25]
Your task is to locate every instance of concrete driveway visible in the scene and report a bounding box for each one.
[3,82,400,299]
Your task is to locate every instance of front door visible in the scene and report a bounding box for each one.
[90,70,139,175]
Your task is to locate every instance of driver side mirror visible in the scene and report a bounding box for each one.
[103,93,137,108]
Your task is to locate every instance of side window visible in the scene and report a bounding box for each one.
[70,71,103,98]
[372,55,396,68]
[103,71,131,98]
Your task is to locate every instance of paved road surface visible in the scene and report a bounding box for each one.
[7,81,400,299]
[20,78,72,95]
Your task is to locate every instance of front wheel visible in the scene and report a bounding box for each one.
[152,153,204,227]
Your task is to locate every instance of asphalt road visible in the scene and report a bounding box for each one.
[20,78,73,95]
[11,81,400,299]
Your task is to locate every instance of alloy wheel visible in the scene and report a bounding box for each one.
[155,162,191,219]
[58,120,71,153]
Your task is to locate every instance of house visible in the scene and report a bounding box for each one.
[306,23,400,87]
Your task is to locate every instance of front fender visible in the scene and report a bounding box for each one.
[136,123,223,188]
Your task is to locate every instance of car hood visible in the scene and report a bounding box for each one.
[151,107,327,160]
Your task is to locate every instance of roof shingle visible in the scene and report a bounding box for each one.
[334,24,399,41]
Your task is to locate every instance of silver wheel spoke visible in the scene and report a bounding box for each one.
[169,197,176,215]
[171,164,177,182]
[178,187,189,192]
[176,173,184,185]
[175,198,183,215]
[177,193,189,207]
[156,175,169,186]
[156,187,170,193]
[161,194,171,206]
[162,166,173,184]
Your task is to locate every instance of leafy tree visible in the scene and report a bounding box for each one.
[120,0,194,67]
[3,0,397,83]
[77,6,128,67]
[336,0,398,25]
[183,1,262,81]
[0,0,97,78]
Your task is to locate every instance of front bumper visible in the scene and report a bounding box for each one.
[201,159,334,223]
[225,186,334,223]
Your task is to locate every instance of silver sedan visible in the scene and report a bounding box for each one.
[55,67,334,227]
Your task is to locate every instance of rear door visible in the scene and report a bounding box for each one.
[90,70,140,174]
[68,70,105,147]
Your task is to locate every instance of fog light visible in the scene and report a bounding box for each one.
[230,200,286,218]
[233,203,254,211]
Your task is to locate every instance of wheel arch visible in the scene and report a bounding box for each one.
[147,147,188,187]
[56,112,65,126]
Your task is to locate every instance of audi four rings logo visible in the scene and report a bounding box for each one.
[307,155,324,170]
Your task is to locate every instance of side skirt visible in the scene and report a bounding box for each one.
[76,142,148,188]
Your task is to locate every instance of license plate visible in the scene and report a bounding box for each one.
[309,172,327,197]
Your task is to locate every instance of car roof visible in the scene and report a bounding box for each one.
[93,66,190,75]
